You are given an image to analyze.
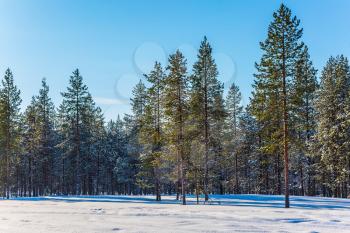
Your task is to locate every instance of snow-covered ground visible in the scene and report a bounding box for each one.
[0,195,349,233]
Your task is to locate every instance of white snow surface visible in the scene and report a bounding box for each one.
[0,194,350,233]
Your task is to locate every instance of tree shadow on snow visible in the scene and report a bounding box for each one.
[3,194,350,210]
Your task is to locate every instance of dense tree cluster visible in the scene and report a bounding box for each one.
[0,4,349,207]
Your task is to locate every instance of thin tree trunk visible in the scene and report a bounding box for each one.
[29,156,32,197]
[203,59,210,202]
[300,162,304,196]
[178,77,186,205]
[5,131,10,199]
[155,167,161,201]
[75,93,80,195]
[282,30,290,208]
[235,153,239,194]
[195,170,199,204]
[176,154,180,201]
[96,151,100,195]
[181,157,186,205]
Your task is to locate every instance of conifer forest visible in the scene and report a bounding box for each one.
[1,4,350,212]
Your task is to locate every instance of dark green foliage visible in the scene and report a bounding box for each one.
[189,37,225,200]
[163,50,189,204]
[313,56,350,197]
[1,4,350,203]
[0,69,22,198]
[138,62,165,201]
[251,4,304,207]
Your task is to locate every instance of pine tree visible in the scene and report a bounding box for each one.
[252,4,304,207]
[131,80,147,125]
[104,116,130,194]
[129,80,147,194]
[138,62,165,201]
[35,78,56,194]
[209,79,226,195]
[90,106,105,195]
[56,99,70,194]
[0,68,22,198]
[23,98,39,196]
[22,79,57,196]
[290,46,318,196]
[250,71,277,194]
[189,37,222,201]
[237,106,259,193]
[60,69,90,194]
[122,114,141,194]
[105,119,120,194]
[80,94,104,194]
[225,82,243,193]
[163,50,189,205]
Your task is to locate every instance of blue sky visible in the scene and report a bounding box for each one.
[0,0,349,120]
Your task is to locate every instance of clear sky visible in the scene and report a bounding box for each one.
[0,0,349,120]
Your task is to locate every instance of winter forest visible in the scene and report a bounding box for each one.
[1,4,350,210]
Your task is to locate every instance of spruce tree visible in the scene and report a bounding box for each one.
[0,68,22,198]
[314,56,350,197]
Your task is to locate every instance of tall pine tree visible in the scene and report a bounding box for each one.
[189,37,222,201]
[163,50,189,205]
[225,82,243,193]
[60,69,90,194]
[252,4,304,207]
[138,62,165,201]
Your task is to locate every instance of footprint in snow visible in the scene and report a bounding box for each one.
[20,219,31,223]
[91,208,106,214]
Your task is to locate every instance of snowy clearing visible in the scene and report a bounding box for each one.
[0,195,350,233]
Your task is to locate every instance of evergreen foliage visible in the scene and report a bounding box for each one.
[1,4,350,207]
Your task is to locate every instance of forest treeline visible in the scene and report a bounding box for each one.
[1,4,349,205]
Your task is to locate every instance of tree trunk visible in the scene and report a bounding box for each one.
[300,163,304,196]
[282,31,290,208]
[235,153,239,194]
[204,61,210,202]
